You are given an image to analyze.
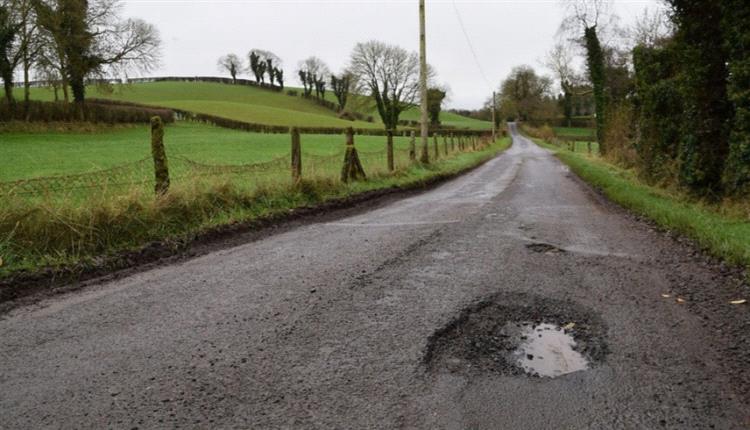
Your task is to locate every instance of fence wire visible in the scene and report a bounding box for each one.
[1,135,491,199]
[0,157,154,196]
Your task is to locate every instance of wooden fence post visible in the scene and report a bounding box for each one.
[450,134,455,152]
[291,127,301,183]
[443,135,448,156]
[433,133,439,159]
[150,116,170,195]
[387,129,395,172]
[409,130,416,161]
[420,129,430,164]
[588,141,592,155]
[472,136,476,151]
[341,127,366,183]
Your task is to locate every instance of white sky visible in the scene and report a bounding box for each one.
[120,0,660,109]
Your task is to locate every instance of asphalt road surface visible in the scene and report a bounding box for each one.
[1,126,748,429]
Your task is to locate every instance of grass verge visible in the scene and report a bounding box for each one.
[534,139,750,270]
[0,138,510,289]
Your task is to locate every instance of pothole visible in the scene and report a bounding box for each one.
[424,293,607,378]
[526,242,566,254]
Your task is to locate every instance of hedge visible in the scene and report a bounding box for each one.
[0,100,174,124]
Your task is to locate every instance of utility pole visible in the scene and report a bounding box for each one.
[419,0,429,164]
[491,91,497,142]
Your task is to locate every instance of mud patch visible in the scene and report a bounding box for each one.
[526,242,566,254]
[423,292,608,377]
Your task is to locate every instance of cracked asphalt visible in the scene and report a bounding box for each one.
[1,125,748,429]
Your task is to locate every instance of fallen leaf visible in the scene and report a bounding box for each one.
[730,299,747,305]
[676,298,686,304]
[562,322,576,330]
[661,294,671,298]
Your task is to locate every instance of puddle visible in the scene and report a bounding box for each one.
[423,292,608,378]
[526,243,566,254]
[510,322,589,377]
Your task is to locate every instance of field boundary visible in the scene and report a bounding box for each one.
[88,98,493,137]
[0,143,509,313]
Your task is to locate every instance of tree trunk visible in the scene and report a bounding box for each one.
[2,70,14,105]
[70,74,86,104]
[291,127,301,183]
[387,130,394,171]
[23,62,30,103]
[584,26,607,155]
[62,81,69,102]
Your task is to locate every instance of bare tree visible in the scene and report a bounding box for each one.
[630,7,673,48]
[330,71,352,111]
[349,40,429,130]
[5,0,42,103]
[95,17,161,76]
[545,42,577,126]
[247,49,280,85]
[217,54,242,83]
[559,0,612,152]
[0,1,20,104]
[32,0,161,103]
[34,52,62,100]
[297,56,329,98]
[560,0,612,35]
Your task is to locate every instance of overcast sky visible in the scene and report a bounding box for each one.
[120,0,659,109]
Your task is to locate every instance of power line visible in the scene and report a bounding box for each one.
[451,0,493,92]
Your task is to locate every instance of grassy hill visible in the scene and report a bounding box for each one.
[30,82,377,129]
[29,81,492,131]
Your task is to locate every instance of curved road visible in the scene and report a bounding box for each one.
[1,126,748,429]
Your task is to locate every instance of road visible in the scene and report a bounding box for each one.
[1,126,748,429]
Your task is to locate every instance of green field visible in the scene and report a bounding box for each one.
[398,107,492,130]
[29,81,492,131]
[0,121,415,182]
[554,127,596,138]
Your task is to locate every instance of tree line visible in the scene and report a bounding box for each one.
[492,0,749,199]
[218,41,449,129]
[0,0,161,106]
[1,1,453,133]
[560,0,750,198]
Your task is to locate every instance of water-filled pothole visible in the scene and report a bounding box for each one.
[508,322,589,377]
[424,293,607,378]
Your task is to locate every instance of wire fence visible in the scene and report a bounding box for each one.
[0,128,494,200]
[0,157,155,196]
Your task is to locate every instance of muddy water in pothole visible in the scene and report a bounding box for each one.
[508,322,589,377]
[424,293,608,378]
